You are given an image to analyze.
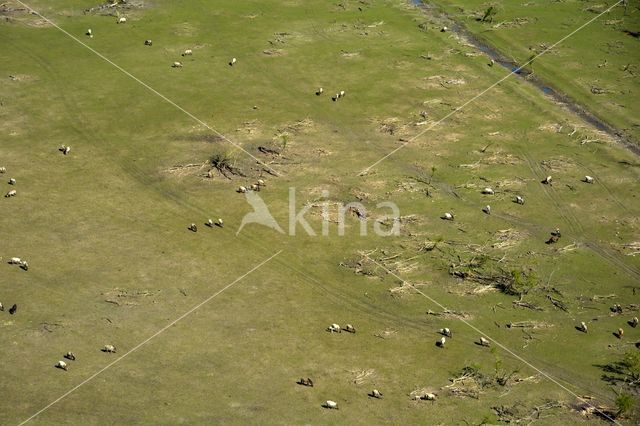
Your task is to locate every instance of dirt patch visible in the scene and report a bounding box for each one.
[395,181,424,194]
[1,2,51,27]
[7,74,37,83]
[164,162,208,178]
[538,122,563,133]
[483,112,502,121]
[458,162,481,170]
[492,17,535,29]
[375,117,410,137]
[426,309,472,320]
[280,118,315,135]
[377,117,400,135]
[373,328,397,339]
[495,178,528,191]
[540,157,577,172]
[454,283,497,296]
[480,151,522,165]
[262,49,285,56]
[422,75,467,89]
[268,31,294,45]
[350,188,373,202]
[583,4,609,14]
[350,369,376,385]
[235,120,261,136]
[341,51,360,58]
[389,281,428,298]
[85,0,146,16]
[306,200,346,223]
[603,19,624,26]
[102,287,160,307]
[506,321,553,330]
[265,119,315,158]
[314,148,331,157]
[540,121,615,145]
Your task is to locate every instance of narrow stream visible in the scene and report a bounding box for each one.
[410,0,639,154]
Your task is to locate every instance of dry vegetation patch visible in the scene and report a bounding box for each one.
[341,249,421,278]
[422,75,467,89]
[389,280,428,298]
[375,117,410,136]
[1,1,51,27]
[102,287,160,307]
[350,368,376,385]
[491,229,529,250]
[540,157,577,172]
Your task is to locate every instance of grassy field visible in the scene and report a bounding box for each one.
[1,0,639,424]
[426,0,640,144]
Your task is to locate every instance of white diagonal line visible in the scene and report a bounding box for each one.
[19,250,282,425]
[15,0,279,176]
[363,254,621,425]
[359,0,624,175]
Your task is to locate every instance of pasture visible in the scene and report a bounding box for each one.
[1,0,639,424]
[428,0,640,144]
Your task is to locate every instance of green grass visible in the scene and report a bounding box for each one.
[1,0,639,424]
[428,0,640,143]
